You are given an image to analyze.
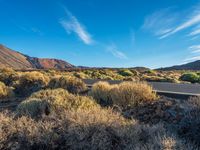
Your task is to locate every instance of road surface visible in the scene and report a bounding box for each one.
[83,79,200,98]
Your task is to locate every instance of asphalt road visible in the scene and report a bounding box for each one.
[83,79,200,98]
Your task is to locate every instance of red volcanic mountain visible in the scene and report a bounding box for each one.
[0,44,74,69]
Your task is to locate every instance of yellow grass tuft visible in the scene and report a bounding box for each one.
[90,81,157,108]
[0,81,14,99]
[48,76,87,94]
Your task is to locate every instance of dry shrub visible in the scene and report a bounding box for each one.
[31,88,98,110]
[90,81,157,108]
[111,82,157,108]
[0,68,19,86]
[0,81,14,99]
[177,96,200,146]
[48,76,87,94]
[16,98,51,118]
[0,108,196,149]
[15,71,50,96]
[89,81,113,106]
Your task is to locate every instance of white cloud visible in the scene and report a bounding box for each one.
[161,6,200,38]
[188,24,200,36]
[106,43,128,59]
[184,56,200,62]
[142,8,178,37]
[189,45,200,53]
[60,9,93,45]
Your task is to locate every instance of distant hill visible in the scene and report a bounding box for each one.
[0,44,74,69]
[158,60,200,70]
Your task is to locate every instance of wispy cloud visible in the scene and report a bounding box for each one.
[142,8,178,37]
[106,43,128,59]
[189,45,200,53]
[30,27,43,36]
[143,4,200,39]
[60,9,93,45]
[184,56,200,62]
[161,12,200,38]
[188,25,200,36]
[183,45,200,63]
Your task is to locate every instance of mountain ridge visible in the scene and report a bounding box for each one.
[0,44,74,69]
[158,60,200,70]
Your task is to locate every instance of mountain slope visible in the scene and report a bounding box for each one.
[158,60,200,70]
[0,44,74,69]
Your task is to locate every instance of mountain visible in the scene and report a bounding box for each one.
[0,44,74,69]
[158,60,200,70]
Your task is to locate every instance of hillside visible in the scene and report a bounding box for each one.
[0,44,74,69]
[158,60,200,70]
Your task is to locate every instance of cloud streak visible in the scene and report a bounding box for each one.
[143,4,200,39]
[106,43,128,59]
[60,9,93,45]
[142,8,178,37]
[160,10,200,38]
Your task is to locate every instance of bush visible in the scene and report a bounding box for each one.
[90,81,157,108]
[15,71,50,96]
[145,69,157,75]
[179,72,200,83]
[177,96,200,146]
[89,81,113,106]
[118,69,133,77]
[0,81,14,99]
[0,68,19,86]
[110,82,157,108]
[0,108,196,149]
[48,76,87,94]
[16,98,51,118]
[74,72,89,79]
[30,88,98,111]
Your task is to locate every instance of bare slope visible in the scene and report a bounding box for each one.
[0,44,74,69]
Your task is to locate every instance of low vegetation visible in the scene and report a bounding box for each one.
[90,81,157,108]
[48,76,87,94]
[0,105,197,149]
[14,71,50,96]
[179,72,200,83]
[0,81,14,99]
[0,68,200,149]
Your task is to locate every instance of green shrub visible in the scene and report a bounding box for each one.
[15,71,50,96]
[179,72,200,83]
[48,76,87,94]
[118,69,133,77]
[145,69,157,75]
[0,81,14,99]
[74,72,89,79]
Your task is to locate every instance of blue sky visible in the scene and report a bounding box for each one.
[1,0,200,68]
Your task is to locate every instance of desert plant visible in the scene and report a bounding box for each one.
[0,68,19,86]
[0,108,197,149]
[110,82,157,108]
[48,76,87,94]
[16,98,51,118]
[30,88,98,111]
[14,71,50,96]
[89,81,113,106]
[74,72,89,79]
[118,69,133,77]
[0,81,14,99]
[90,81,157,108]
[179,72,200,83]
